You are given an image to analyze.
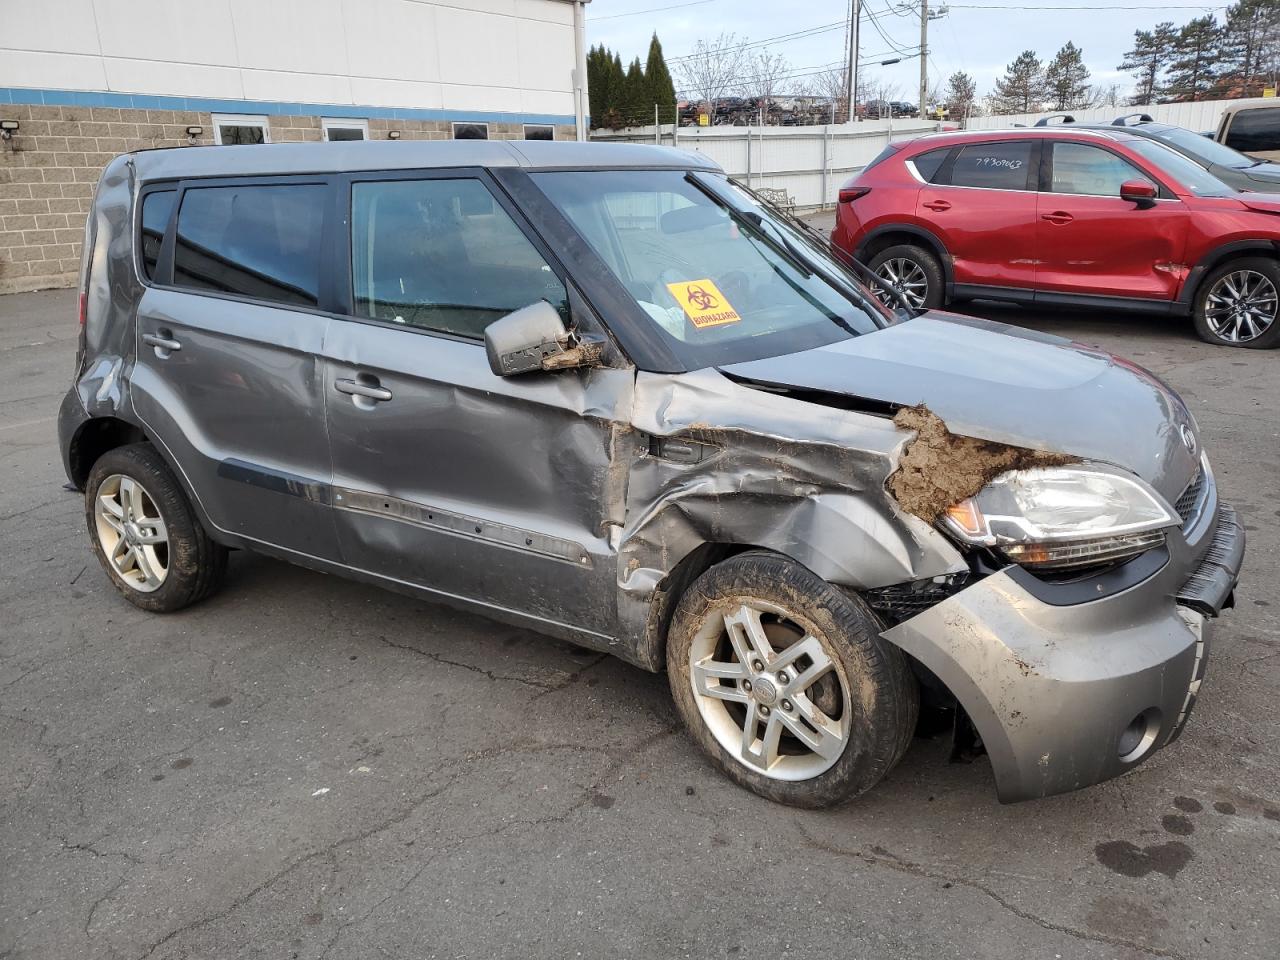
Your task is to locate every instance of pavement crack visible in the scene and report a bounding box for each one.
[375,634,559,690]
[794,824,1192,960]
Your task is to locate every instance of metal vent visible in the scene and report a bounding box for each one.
[1174,467,1206,526]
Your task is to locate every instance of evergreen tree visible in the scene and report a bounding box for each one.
[943,71,977,122]
[621,57,648,126]
[1167,15,1224,101]
[645,33,677,116]
[1044,42,1092,110]
[990,50,1045,113]
[1221,0,1280,96]
[586,45,611,129]
[1117,21,1178,105]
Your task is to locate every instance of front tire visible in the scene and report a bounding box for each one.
[1193,257,1280,348]
[667,552,918,808]
[85,442,227,612]
[867,243,945,311]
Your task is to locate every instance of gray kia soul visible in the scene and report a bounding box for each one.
[60,140,1244,807]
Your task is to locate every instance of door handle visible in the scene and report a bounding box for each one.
[335,377,393,403]
[1041,211,1074,224]
[142,331,182,357]
[922,199,951,212]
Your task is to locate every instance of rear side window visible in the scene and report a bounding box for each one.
[1224,108,1280,153]
[350,178,567,339]
[948,141,1034,190]
[908,147,950,183]
[173,183,325,307]
[139,190,176,281]
[861,144,901,174]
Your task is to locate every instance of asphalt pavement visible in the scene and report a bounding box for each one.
[2,282,1278,960]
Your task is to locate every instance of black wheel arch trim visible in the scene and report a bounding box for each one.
[1179,239,1280,307]
[854,224,955,293]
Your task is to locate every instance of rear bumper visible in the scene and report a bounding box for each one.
[883,503,1244,803]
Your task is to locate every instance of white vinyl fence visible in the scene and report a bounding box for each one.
[592,96,1258,210]
[591,119,941,209]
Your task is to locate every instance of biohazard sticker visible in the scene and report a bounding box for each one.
[665,278,742,328]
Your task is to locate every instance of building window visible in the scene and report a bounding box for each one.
[173,183,326,307]
[211,113,270,145]
[452,122,489,140]
[523,125,555,141]
[322,118,369,141]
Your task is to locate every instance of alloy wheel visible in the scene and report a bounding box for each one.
[94,474,169,593]
[688,601,852,781]
[1204,269,1278,343]
[873,257,929,309]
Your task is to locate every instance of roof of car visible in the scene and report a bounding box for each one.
[897,127,1137,149]
[127,139,721,183]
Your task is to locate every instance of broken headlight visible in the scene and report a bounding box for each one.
[942,465,1179,570]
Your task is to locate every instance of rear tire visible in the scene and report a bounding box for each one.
[85,442,227,613]
[1192,257,1280,348]
[667,552,918,808]
[867,243,945,311]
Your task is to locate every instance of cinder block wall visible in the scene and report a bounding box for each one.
[0,105,574,295]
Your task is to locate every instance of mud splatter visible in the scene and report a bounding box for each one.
[590,792,616,809]
[1160,814,1194,836]
[1213,801,1237,815]
[208,696,232,708]
[1095,840,1193,879]
[887,404,1075,522]
[1173,796,1202,813]
[169,757,193,770]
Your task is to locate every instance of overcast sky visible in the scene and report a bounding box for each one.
[585,0,1233,103]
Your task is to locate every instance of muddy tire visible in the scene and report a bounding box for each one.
[1192,257,1280,348]
[667,552,918,808]
[85,442,227,612]
[867,243,945,311]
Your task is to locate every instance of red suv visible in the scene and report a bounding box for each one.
[832,128,1280,347]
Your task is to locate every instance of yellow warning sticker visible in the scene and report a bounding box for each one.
[665,278,742,329]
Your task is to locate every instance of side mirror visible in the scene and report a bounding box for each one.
[484,300,603,377]
[1120,178,1158,209]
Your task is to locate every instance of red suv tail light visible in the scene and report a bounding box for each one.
[838,186,871,203]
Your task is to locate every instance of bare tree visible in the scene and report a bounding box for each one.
[809,65,850,121]
[737,48,792,119]
[675,33,747,109]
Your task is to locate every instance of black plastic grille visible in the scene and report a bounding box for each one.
[1174,466,1206,526]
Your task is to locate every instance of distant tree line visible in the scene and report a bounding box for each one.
[1118,0,1280,104]
[586,33,677,129]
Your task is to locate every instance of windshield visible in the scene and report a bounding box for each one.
[531,169,886,368]
[1129,139,1235,197]
[1150,124,1259,170]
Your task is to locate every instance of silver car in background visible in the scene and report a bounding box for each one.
[60,141,1244,807]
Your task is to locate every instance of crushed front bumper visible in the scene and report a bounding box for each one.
[883,504,1244,803]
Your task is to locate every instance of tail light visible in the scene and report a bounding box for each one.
[839,186,871,203]
[78,291,87,327]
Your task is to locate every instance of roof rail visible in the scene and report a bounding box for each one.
[1111,113,1155,126]
[1033,114,1075,126]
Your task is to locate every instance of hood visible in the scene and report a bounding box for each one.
[1239,162,1280,187]
[719,313,1200,501]
[1235,193,1280,214]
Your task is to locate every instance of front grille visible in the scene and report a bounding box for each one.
[1174,466,1206,525]
[865,579,964,623]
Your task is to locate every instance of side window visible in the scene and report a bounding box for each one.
[139,189,176,281]
[173,183,326,307]
[908,147,951,183]
[350,178,567,339]
[949,141,1034,190]
[1050,142,1145,196]
[1224,108,1280,153]
[452,123,489,140]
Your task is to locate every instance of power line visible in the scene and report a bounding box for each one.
[946,3,1226,8]
[588,0,718,21]
[665,21,848,62]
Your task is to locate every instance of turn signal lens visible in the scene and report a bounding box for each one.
[944,499,988,539]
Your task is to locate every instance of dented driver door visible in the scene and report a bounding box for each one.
[322,170,633,641]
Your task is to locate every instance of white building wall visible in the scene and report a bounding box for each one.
[0,0,577,119]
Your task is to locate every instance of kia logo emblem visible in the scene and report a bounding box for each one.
[1179,423,1197,457]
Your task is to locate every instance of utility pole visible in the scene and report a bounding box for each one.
[919,0,928,119]
[846,0,860,123]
